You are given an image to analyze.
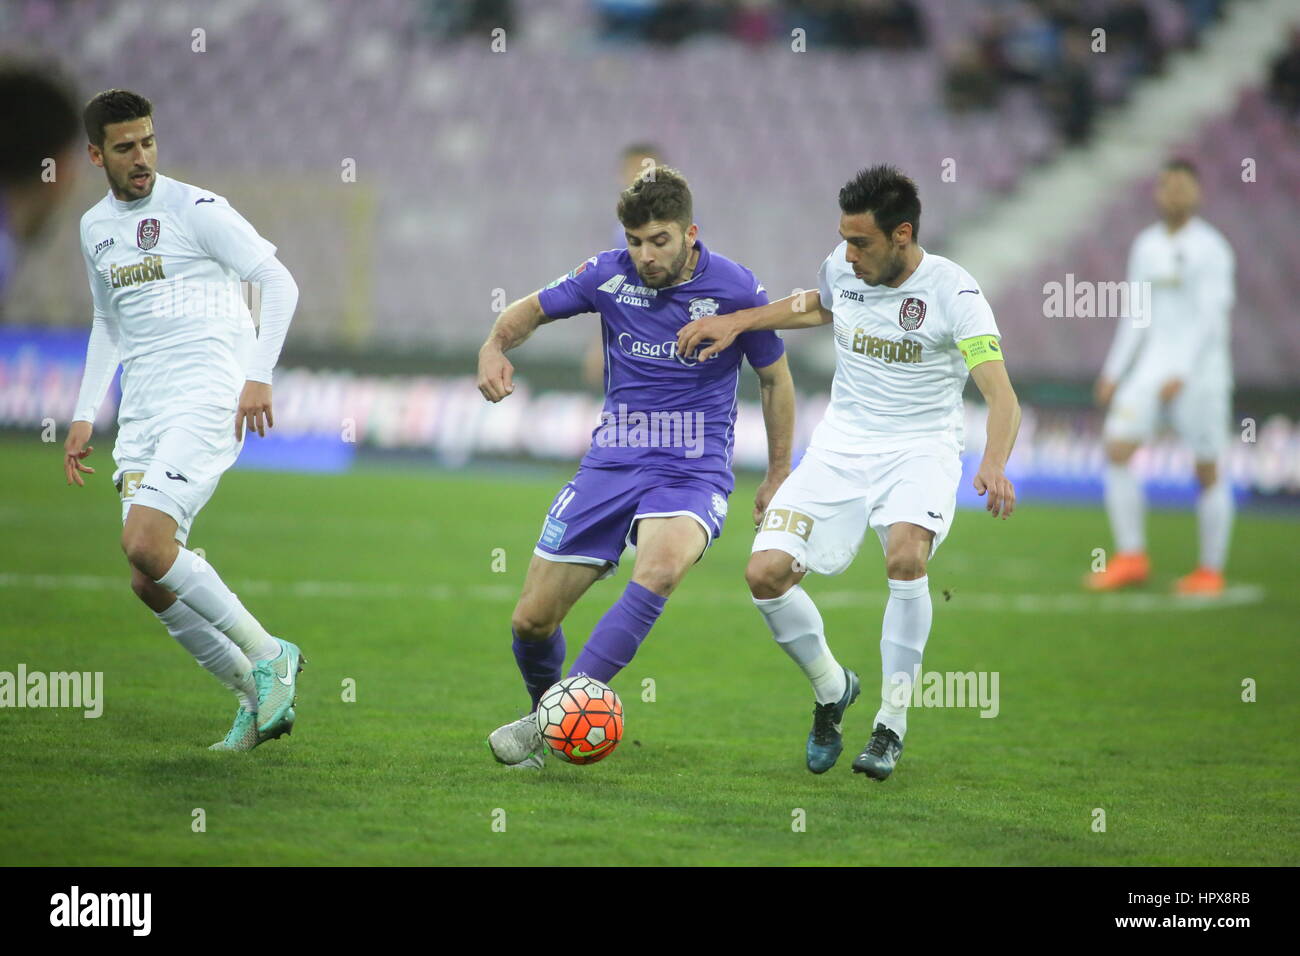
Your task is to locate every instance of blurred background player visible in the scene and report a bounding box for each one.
[1087,159,1236,596]
[64,89,305,750]
[479,167,793,768]
[678,166,1020,781]
[0,61,81,304]
[582,142,670,389]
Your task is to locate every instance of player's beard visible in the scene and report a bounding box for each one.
[109,165,155,201]
[639,242,691,288]
[862,246,906,287]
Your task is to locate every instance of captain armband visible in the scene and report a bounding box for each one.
[957,334,1003,370]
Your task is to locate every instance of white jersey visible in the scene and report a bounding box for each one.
[812,243,1001,455]
[1102,216,1235,390]
[78,173,276,423]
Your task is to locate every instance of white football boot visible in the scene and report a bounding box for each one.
[488,713,545,767]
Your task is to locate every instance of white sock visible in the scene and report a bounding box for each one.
[753,585,847,704]
[157,600,257,709]
[1104,462,1146,554]
[875,576,932,740]
[1196,477,1233,572]
[156,548,280,662]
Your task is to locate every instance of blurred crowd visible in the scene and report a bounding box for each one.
[944,0,1231,144]
[585,0,1237,145]
[1267,27,1300,121]
[595,0,926,49]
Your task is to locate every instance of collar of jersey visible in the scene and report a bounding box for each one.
[667,240,711,289]
[107,174,165,215]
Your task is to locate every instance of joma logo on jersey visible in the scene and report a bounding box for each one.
[93,237,115,255]
[850,329,922,364]
[762,508,814,540]
[109,256,166,288]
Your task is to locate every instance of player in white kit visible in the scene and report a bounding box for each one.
[63,90,304,750]
[1087,159,1236,596]
[677,166,1021,780]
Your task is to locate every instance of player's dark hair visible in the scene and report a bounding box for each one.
[83,89,153,148]
[617,165,692,231]
[1163,158,1199,178]
[838,165,922,242]
[0,60,80,186]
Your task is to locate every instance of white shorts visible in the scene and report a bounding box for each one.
[112,405,243,544]
[752,443,961,575]
[1103,377,1231,460]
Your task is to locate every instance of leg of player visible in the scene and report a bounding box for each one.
[129,565,258,712]
[566,515,705,682]
[489,556,602,768]
[1176,459,1232,595]
[747,549,858,773]
[853,522,932,782]
[121,504,302,741]
[511,556,603,708]
[1086,440,1150,590]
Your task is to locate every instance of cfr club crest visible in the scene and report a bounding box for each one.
[136,218,160,251]
[898,296,926,331]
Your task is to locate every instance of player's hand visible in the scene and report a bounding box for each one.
[478,345,515,402]
[236,381,274,439]
[1158,378,1183,403]
[676,313,744,363]
[973,461,1015,519]
[1093,378,1116,408]
[753,468,788,528]
[63,420,95,487]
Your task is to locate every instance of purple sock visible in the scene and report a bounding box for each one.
[568,581,667,684]
[512,627,566,710]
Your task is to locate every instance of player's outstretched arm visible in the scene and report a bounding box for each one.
[677,288,832,362]
[752,354,795,527]
[970,359,1021,519]
[478,292,548,402]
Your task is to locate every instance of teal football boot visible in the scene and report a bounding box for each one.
[254,638,305,735]
[807,667,860,774]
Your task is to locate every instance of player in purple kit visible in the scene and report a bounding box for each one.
[478,167,795,768]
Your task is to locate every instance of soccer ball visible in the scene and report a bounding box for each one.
[535,676,624,764]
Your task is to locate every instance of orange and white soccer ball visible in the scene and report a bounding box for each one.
[535,676,624,764]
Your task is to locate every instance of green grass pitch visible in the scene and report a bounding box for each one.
[1,435,1296,865]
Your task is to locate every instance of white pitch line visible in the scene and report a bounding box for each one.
[0,573,1265,614]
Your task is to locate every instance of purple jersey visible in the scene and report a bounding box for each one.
[537,241,783,487]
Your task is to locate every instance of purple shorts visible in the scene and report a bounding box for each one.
[534,464,731,578]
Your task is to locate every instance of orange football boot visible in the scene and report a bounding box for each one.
[1083,551,1150,591]
[1174,567,1225,596]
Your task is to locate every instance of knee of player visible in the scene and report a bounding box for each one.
[745,552,796,599]
[120,529,169,577]
[885,552,927,581]
[631,564,681,598]
[510,606,559,642]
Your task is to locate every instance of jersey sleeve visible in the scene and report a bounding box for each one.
[817,252,835,311]
[1100,237,1146,382]
[949,277,999,337]
[536,256,600,319]
[73,235,121,423]
[188,196,278,279]
[739,277,784,368]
